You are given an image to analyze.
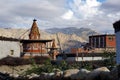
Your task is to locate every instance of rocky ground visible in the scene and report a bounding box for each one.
[0,66,119,80]
[0,65,31,75]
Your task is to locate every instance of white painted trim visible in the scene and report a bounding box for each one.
[57,56,103,61]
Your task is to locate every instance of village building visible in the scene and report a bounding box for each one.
[0,37,20,59]
[0,19,59,59]
[89,34,116,53]
[20,19,54,58]
[71,34,116,54]
[64,34,116,61]
[20,19,60,59]
[71,47,91,54]
[89,34,116,48]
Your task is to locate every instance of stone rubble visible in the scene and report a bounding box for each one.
[0,66,120,80]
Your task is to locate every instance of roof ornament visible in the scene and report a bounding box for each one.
[33,19,37,21]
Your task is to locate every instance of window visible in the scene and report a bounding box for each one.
[108,36,114,41]
[10,50,14,55]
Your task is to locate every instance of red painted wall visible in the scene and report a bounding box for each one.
[106,35,116,48]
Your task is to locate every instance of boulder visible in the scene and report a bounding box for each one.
[13,74,19,78]
[54,71,63,77]
[63,69,79,78]
[110,66,120,80]
[85,67,112,80]
[71,69,90,80]
[40,72,49,80]
[30,73,39,79]
[47,72,55,79]
[93,67,110,72]
[53,68,63,77]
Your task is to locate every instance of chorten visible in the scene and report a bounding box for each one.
[20,19,53,58]
[49,39,59,60]
[29,19,40,40]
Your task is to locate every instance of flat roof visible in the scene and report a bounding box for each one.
[0,36,53,43]
[57,53,115,57]
[20,39,53,43]
[89,34,115,37]
[0,36,19,42]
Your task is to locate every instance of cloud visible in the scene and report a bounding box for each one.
[59,0,119,33]
[61,10,74,20]
[0,0,67,28]
[99,0,120,23]
[101,0,120,12]
[12,0,65,19]
[68,0,101,19]
[0,0,119,33]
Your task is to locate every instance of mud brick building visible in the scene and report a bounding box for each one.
[89,34,116,48]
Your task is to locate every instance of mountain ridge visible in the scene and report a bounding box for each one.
[45,27,99,40]
[0,27,98,52]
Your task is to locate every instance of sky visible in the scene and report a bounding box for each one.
[0,0,120,33]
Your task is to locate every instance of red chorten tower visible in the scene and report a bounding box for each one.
[22,19,46,56]
[29,19,40,40]
[50,39,59,60]
[20,19,54,58]
[27,19,43,53]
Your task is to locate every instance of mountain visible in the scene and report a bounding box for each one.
[45,27,99,41]
[0,27,98,52]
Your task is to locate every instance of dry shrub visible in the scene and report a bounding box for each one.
[0,56,30,66]
[0,56,50,66]
[33,56,50,64]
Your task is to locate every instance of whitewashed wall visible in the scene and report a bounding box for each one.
[0,40,20,59]
[57,56,103,61]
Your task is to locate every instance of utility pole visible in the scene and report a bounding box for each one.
[56,33,63,53]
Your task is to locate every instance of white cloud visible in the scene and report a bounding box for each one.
[0,0,119,33]
[86,0,101,7]
[68,0,101,19]
[0,0,67,28]
[61,10,74,20]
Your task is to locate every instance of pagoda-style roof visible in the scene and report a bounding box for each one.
[20,39,53,43]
